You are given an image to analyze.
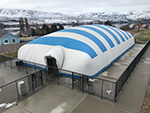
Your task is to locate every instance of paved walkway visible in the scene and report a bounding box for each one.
[71,46,150,113]
[3,82,88,113]
[4,83,131,113]
[116,46,150,113]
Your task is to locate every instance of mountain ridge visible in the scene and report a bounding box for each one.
[0,8,150,24]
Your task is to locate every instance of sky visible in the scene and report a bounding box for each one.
[0,0,150,15]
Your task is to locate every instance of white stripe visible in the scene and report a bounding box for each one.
[50,32,101,55]
[70,27,112,49]
[106,26,127,42]
[101,25,123,43]
[91,25,118,46]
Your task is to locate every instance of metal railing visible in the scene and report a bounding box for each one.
[0,54,116,102]
[0,55,45,112]
[115,40,150,101]
[0,68,44,112]
[0,40,150,106]
[44,65,116,101]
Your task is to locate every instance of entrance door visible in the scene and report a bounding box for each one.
[46,57,59,76]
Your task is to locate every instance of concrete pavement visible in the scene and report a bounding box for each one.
[116,46,150,113]
[4,82,88,113]
[72,95,131,113]
[2,45,150,113]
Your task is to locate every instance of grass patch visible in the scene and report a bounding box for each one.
[134,30,150,43]
[1,50,18,58]
[135,41,145,44]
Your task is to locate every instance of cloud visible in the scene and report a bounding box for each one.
[0,0,150,15]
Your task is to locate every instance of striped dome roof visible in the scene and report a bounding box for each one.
[27,25,133,59]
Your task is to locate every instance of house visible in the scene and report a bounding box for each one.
[0,33,20,46]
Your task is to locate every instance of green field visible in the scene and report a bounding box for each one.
[1,50,18,58]
[132,29,150,44]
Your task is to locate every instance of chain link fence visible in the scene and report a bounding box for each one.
[0,40,149,110]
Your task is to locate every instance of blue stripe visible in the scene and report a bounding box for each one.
[117,29,129,40]
[126,32,132,38]
[60,73,81,80]
[94,25,121,44]
[92,44,135,77]
[25,44,135,79]
[58,29,107,53]
[104,25,125,42]
[23,62,47,71]
[27,36,97,59]
[78,26,115,48]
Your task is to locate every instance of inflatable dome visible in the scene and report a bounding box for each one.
[18,25,134,77]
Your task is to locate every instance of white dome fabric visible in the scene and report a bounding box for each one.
[44,47,64,69]
[18,25,134,77]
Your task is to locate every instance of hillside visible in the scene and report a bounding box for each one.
[0,8,150,24]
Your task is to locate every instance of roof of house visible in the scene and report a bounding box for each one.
[0,32,8,39]
[0,33,19,39]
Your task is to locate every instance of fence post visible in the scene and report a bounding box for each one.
[32,74,35,92]
[58,70,60,85]
[10,57,12,69]
[114,82,117,102]
[34,63,37,73]
[15,81,20,100]
[45,67,48,81]
[25,61,28,74]
[115,81,118,102]
[17,59,20,71]
[72,72,74,89]
[82,75,84,93]
[101,80,103,99]
[40,71,43,86]
[3,56,6,67]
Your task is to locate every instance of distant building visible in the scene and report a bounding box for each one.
[0,33,20,46]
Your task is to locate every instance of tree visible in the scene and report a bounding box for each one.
[25,18,30,36]
[42,24,50,35]
[34,23,42,36]
[131,24,138,30]
[72,22,75,27]
[25,18,29,30]
[31,28,35,36]
[137,18,144,31]
[51,23,58,33]
[58,24,64,30]
[104,20,112,26]
[120,24,131,31]
[19,17,24,36]
[145,24,149,29]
